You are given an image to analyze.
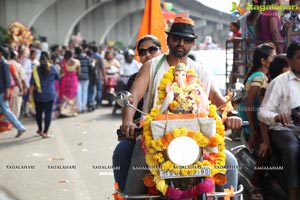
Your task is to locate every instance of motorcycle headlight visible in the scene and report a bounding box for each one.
[167,136,200,166]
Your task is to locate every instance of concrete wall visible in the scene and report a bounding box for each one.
[78,0,144,46]
[0,0,231,48]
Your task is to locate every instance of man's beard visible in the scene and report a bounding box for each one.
[126,59,133,64]
[171,47,189,58]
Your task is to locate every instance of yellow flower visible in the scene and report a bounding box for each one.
[194,132,209,147]
[163,72,174,80]
[158,93,166,101]
[173,128,181,138]
[169,66,175,71]
[187,69,196,75]
[155,178,168,195]
[161,160,173,171]
[153,152,164,163]
[180,127,188,136]
[158,84,166,92]
[181,168,189,176]
[151,108,160,115]
[161,78,172,85]
[209,104,217,118]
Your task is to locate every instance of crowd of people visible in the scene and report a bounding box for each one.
[235,0,300,52]
[0,40,141,138]
[236,40,300,200]
[227,0,300,199]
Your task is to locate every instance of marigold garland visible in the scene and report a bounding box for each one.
[8,21,33,47]
[142,65,226,198]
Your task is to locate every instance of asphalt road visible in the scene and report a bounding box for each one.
[0,105,122,200]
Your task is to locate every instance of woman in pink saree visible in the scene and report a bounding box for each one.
[59,50,80,117]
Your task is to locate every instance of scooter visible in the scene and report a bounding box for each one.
[113,83,246,200]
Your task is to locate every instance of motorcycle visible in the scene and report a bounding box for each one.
[102,65,119,106]
[113,83,246,200]
[226,85,288,200]
[230,129,288,200]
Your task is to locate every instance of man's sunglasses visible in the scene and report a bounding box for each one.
[171,35,195,44]
[138,46,159,56]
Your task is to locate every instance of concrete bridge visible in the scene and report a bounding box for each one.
[0,0,232,47]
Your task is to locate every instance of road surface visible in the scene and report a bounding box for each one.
[0,106,121,200]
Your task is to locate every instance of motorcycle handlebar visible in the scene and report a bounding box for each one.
[117,121,248,139]
[116,127,143,140]
[242,121,249,126]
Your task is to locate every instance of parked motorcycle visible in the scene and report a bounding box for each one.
[113,84,245,200]
[102,65,119,106]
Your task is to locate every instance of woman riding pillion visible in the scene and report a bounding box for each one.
[113,35,163,192]
[115,17,243,198]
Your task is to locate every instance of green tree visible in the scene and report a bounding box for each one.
[0,26,9,45]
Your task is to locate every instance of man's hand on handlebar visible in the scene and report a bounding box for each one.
[119,122,138,139]
[224,116,243,130]
[274,113,292,126]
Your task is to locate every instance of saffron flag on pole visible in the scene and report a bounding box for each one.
[135,0,168,60]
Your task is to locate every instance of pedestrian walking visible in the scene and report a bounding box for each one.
[29,51,59,138]
[0,45,26,138]
[59,50,80,117]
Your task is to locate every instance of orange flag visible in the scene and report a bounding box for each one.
[135,0,168,60]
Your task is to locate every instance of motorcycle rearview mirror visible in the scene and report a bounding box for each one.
[228,82,245,103]
[115,90,132,107]
[115,91,147,115]
[217,83,245,111]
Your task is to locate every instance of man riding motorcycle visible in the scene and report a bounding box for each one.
[258,41,300,200]
[114,17,243,197]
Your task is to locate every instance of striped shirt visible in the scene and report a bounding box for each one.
[75,54,90,80]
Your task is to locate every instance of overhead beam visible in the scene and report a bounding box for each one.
[28,0,59,28]
[194,19,207,29]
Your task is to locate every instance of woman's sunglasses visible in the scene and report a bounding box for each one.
[138,46,160,56]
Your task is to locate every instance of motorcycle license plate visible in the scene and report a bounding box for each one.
[159,166,211,179]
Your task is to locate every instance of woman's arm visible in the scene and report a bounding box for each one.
[11,71,22,94]
[258,122,272,157]
[28,84,34,103]
[120,61,151,138]
[10,64,22,93]
[75,59,81,75]
[269,16,282,53]
[245,85,260,132]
